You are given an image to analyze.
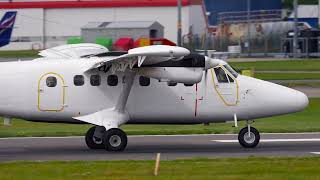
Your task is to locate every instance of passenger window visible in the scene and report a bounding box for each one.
[74,75,84,86]
[46,76,57,87]
[139,76,150,86]
[90,75,101,86]
[167,81,177,86]
[108,75,118,86]
[214,67,229,83]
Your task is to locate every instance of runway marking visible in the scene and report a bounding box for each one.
[310,152,320,155]
[213,138,320,143]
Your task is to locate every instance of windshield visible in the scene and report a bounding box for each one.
[223,64,238,78]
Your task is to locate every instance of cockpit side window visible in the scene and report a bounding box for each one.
[214,67,229,83]
[223,64,238,78]
[227,74,234,83]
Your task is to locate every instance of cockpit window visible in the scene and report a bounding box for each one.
[214,67,229,83]
[223,64,238,78]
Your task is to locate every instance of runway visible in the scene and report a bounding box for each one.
[1,133,320,161]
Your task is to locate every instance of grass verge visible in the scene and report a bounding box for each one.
[255,72,320,80]
[0,157,320,180]
[0,50,39,58]
[230,60,320,71]
[0,98,319,137]
[283,82,320,87]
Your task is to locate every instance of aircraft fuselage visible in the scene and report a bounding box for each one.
[0,58,309,124]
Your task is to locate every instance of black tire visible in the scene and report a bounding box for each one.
[85,126,105,149]
[103,128,128,151]
[238,126,260,148]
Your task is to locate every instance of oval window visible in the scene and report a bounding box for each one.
[90,75,101,86]
[108,75,118,86]
[139,76,150,86]
[46,76,57,87]
[74,75,84,86]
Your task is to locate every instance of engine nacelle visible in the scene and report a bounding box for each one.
[135,67,203,84]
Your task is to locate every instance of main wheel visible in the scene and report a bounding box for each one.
[102,128,128,151]
[238,126,260,148]
[85,126,105,149]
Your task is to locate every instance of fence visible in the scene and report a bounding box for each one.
[183,33,283,55]
[183,34,320,58]
[218,9,282,24]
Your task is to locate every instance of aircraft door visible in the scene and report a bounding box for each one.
[38,73,65,112]
[211,66,239,106]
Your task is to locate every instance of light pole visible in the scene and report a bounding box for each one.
[293,0,298,58]
[247,0,251,56]
[318,0,320,27]
[177,0,182,46]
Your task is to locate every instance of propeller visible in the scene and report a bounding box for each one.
[203,57,221,95]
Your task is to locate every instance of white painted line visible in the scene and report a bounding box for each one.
[213,138,320,143]
[0,136,83,140]
[310,152,320,155]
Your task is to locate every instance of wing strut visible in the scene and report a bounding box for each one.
[115,71,136,113]
[73,71,136,130]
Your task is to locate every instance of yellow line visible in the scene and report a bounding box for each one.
[38,72,65,112]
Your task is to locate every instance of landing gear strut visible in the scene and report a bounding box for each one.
[85,126,128,151]
[83,71,135,152]
[238,120,260,148]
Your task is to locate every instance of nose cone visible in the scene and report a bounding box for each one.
[242,76,309,118]
[290,90,309,112]
[260,82,309,116]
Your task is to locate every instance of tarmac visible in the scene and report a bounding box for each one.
[1,133,320,161]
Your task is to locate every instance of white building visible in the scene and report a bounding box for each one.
[0,0,207,50]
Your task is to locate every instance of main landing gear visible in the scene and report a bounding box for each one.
[85,126,128,151]
[238,120,260,148]
[84,71,135,152]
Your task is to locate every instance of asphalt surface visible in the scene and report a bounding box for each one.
[1,133,320,161]
[293,87,320,98]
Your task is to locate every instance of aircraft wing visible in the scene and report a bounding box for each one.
[84,45,190,73]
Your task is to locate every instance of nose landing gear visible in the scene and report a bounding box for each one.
[85,126,128,151]
[238,120,260,148]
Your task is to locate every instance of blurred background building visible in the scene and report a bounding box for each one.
[0,0,320,57]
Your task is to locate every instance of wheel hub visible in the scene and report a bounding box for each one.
[244,132,255,144]
[109,135,122,147]
[93,136,102,144]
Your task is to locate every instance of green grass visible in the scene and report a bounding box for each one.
[0,98,319,137]
[0,50,39,58]
[284,82,320,87]
[1,157,320,180]
[230,60,320,71]
[255,72,320,80]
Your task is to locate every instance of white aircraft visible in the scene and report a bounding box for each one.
[0,44,308,151]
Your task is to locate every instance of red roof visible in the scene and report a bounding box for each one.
[0,0,201,9]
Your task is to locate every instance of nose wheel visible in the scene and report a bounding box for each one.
[238,125,260,148]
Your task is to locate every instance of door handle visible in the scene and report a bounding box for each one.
[39,89,44,93]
